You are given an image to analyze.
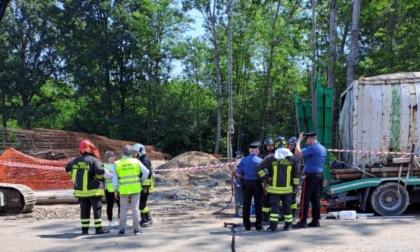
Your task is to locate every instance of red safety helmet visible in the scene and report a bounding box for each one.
[79,139,100,158]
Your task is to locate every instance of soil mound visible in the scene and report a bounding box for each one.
[154,151,231,187]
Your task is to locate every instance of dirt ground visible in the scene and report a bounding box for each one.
[1,153,420,251]
[2,187,420,252]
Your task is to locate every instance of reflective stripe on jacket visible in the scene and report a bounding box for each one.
[139,156,154,193]
[104,163,114,192]
[115,157,141,195]
[257,155,300,195]
[65,154,105,198]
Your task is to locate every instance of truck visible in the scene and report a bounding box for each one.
[297,72,420,216]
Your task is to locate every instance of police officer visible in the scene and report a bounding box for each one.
[65,139,109,235]
[235,141,263,231]
[257,136,300,232]
[293,132,326,228]
[132,143,154,227]
[259,138,275,223]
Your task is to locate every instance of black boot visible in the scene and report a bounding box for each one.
[283,221,292,231]
[142,211,153,227]
[140,213,146,226]
[266,221,278,232]
[262,212,270,223]
[81,227,89,235]
[95,227,110,235]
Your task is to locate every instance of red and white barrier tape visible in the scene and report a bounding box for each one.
[0,160,65,171]
[154,161,239,173]
[1,148,413,173]
[327,149,413,155]
[0,160,239,172]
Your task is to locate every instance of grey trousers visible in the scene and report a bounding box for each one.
[119,193,141,230]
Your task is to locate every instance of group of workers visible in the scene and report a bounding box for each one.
[235,132,327,232]
[64,132,326,235]
[65,140,154,235]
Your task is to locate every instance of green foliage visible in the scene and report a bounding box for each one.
[1,0,420,156]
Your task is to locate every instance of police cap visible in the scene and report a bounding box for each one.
[249,141,261,149]
[304,132,317,137]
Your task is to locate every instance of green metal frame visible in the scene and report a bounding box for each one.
[325,177,420,195]
[294,75,332,181]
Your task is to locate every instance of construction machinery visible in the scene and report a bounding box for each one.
[295,72,420,216]
[0,183,36,213]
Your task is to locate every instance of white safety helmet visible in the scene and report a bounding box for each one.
[132,143,146,156]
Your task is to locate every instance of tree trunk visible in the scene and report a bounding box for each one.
[210,2,223,155]
[328,0,337,143]
[226,0,233,160]
[311,0,317,128]
[346,0,361,87]
[259,0,282,143]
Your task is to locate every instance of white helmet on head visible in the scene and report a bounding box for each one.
[132,143,146,156]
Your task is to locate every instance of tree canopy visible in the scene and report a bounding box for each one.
[0,0,419,156]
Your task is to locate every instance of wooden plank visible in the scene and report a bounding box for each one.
[352,80,361,166]
[371,83,387,164]
[381,84,393,163]
[415,83,420,156]
[400,83,411,154]
[360,82,373,165]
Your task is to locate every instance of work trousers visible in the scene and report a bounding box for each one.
[119,193,141,230]
[242,180,263,229]
[299,172,323,223]
[269,194,293,224]
[262,193,271,217]
[139,190,150,213]
[79,196,102,230]
[105,189,120,221]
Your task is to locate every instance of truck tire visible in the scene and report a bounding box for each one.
[369,183,409,216]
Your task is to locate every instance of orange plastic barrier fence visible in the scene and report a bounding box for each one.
[0,148,73,190]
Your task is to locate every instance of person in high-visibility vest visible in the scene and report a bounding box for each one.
[132,143,154,227]
[113,145,150,235]
[258,138,276,223]
[257,136,300,232]
[65,139,110,235]
[103,151,120,228]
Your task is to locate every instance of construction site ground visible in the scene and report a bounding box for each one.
[1,152,420,251]
[1,187,420,252]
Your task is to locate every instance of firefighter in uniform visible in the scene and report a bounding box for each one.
[258,138,275,223]
[287,136,299,220]
[132,143,154,227]
[235,141,263,231]
[257,136,300,232]
[113,145,150,235]
[65,139,110,235]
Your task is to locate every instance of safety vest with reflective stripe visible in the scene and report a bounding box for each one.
[139,156,154,193]
[257,155,300,195]
[65,154,105,198]
[104,163,114,193]
[115,157,141,195]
